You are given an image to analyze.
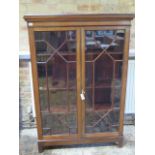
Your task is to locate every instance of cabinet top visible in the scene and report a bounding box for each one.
[24,13,134,22]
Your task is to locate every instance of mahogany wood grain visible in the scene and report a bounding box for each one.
[25,14,134,152]
[119,27,130,135]
[28,27,43,139]
[26,21,131,27]
[24,14,134,22]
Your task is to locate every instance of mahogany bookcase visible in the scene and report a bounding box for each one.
[24,14,134,152]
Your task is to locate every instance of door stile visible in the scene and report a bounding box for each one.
[28,27,43,139]
[76,28,83,138]
[81,28,86,136]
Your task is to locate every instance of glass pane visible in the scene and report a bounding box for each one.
[94,88,112,110]
[47,54,67,89]
[95,54,114,87]
[35,31,77,136]
[85,30,124,54]
[85,29,124,133]
[35,31,76,62]
[114,61,123,107]
[68,89,77,111]
[68,62,76,88]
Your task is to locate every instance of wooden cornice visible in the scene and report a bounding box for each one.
[24,13,134,22]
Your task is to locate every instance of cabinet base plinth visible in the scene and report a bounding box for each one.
[38,142,44,153]
[114,135,124,147]
[37,135,123,152]
[118,135,124,147]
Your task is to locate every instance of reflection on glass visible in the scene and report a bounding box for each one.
[85,109,120,133]
[68,90,77,111]
[42,112,77,135]
[85,30,124,54]
[49,90,67,112]
[35,31,77,135]
[85,30,124,133]
[35,31,76,62]
[68,63,76,88]
[39,90,48,111]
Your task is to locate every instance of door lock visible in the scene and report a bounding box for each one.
[80,89,85,101]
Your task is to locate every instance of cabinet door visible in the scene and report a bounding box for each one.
[82,28,125,134]
[33,28,80,137]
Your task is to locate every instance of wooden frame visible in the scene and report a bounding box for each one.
[25,14,134,152]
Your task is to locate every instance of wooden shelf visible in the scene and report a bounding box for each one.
[35,39,76,42]
[39,84,121,91]
[41,106,120,114]
[86,106,120,112]
[86,83,121,89]
[93,35,124,40]
[41,106,77,114]
[37,51,76,56]
[39,87,76,91]
[36,51,123,56]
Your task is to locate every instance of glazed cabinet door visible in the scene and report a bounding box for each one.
[32,28,81,137]
[81,27,125,135]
